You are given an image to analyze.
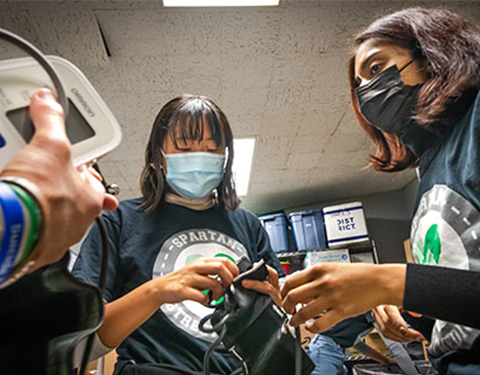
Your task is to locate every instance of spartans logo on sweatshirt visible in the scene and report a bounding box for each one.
[152,229,248,342]
[411,184,480,270]
[411,184,480,355]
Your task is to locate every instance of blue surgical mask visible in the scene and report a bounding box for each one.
[164,152,225,199]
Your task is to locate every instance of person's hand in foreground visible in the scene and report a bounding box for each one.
[281,262,406,333]
[373,305,424,342]
[0,89,118,274]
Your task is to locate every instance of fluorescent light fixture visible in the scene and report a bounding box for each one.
[164,0,279,7]
[232,138,256,197]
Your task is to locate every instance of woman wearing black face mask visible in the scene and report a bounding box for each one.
[281,7,480,374]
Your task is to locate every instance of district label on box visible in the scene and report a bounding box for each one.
[323,202,369,248]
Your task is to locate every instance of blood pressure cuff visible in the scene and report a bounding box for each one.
[0,253,103,375]
[224,296,314,375]
[201,257,314,375]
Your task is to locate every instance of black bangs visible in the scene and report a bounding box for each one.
[168,99,225,150]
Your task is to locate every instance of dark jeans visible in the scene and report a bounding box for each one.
[430,355,480,375]
[305,335,348,375]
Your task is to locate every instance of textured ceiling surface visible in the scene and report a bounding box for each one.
[1,0,479,213]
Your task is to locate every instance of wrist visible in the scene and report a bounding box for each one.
[148,276,167,306]
[375,264,407,306]
[0,180,43,287]
[1,239,66,290]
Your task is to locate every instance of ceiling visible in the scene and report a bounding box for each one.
[2,0,479,213]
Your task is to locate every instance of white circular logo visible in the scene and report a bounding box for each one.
[152,229,248,342]
[411,185,480,270]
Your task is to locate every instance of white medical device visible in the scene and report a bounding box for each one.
[0,55,122,169]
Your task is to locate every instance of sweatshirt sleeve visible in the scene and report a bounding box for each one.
[403,263,480,329]
[71,212,122,302]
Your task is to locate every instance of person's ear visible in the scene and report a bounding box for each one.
[414,58,433,81]
[160,156,166,173]
[427,64,434,75]
[418,57,433,76]
[158,148,167,173]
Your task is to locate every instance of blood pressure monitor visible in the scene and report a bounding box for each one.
[0,56,122,169]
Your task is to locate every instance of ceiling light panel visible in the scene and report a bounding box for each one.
[164,0,279,7]
[232,138,256,197]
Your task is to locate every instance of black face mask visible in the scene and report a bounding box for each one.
[355,61,436,157]
[355,60,420,133]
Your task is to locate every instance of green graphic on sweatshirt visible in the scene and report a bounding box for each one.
[413,224,442,265]
[186,253,235,305]
[422,224,441,265]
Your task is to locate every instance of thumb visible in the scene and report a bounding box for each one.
[29,89,69,145]
[305,310,342,334]
[385,305,409,331]
[404,328,425,342]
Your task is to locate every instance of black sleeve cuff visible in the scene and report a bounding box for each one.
[404,263,480,329]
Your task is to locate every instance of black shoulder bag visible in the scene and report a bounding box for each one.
[199,257,314,375]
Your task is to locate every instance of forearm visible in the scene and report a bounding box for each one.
[98,279,163,348]
[97,258,239,347]
[375,264,406,307]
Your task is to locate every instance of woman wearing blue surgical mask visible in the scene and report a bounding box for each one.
[281,8,480,375]
[73,95,285,375]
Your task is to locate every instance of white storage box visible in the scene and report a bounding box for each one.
[323,202,369,248]
[304,249,350,268]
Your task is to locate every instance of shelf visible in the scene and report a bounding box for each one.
[275,251,309,259]
[275,244,374,259]
[275,240,379,265]
[348,246,374,254]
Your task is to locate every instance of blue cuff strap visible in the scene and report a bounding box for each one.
[0,181,25,283]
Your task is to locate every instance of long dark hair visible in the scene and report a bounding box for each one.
[139,94,240,213]
[349,7,480,172]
